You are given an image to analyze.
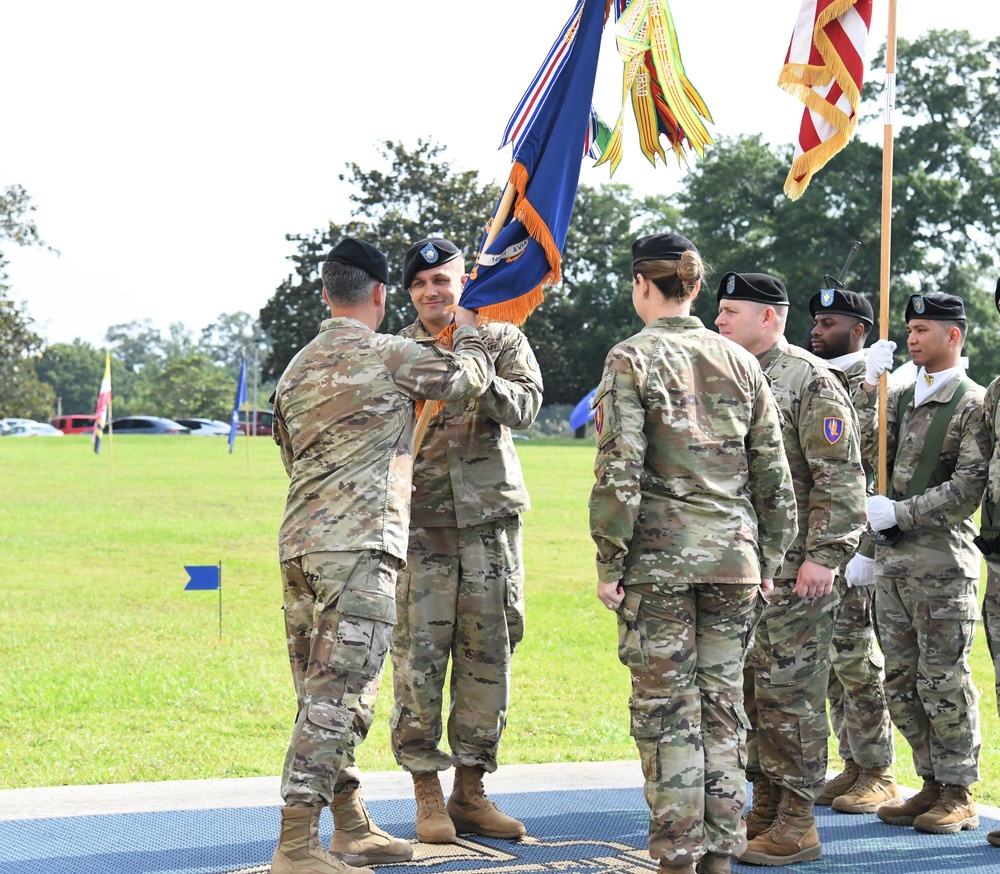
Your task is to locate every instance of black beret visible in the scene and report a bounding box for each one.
[994,277,1000,315]
[905,292,966,322]
[808,288,874,327]
[717,271,789,306]
[402,237,463,289]
[324,237,389,285]
[632,233,699,268]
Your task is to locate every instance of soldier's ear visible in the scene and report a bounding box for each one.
[372,282,386,308]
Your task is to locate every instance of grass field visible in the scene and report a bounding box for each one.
[0,435,997,804]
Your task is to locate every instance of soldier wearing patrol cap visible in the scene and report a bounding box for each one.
[806,288,900,815]
[979,277,1000,850]
[859,291,989,837]
[715,272,867,867]
[590,236,797,874]
[390,236,543,844]
[269,237,495,874]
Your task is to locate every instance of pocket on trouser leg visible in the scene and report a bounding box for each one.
[618,589,648,672]
[631,712,664,782]
[331,588,396,676]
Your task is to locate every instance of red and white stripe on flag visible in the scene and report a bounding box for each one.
[779,0,872,200]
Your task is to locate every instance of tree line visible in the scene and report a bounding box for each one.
[3,29,999,418]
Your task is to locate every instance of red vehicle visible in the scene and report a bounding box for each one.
[51,414,97,435]
[238,409,273,436]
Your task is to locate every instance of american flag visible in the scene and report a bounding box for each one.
[779,0,873,199]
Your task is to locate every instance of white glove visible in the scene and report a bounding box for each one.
[864,339,897,385]
[845,554,876,587]
[867,495,898,531]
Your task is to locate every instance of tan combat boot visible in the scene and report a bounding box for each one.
[447,765,526,839]
[657,860,695,874]
[831,765,900,814]
[412,771,457,843]
[744,774,781,840]
[328,788,413,865]
[696,851,731,874]
[876,778,941,826]
[815,760,860,806]
[271,805,373,874]
[913,784,979,834]
[738,788,821,866]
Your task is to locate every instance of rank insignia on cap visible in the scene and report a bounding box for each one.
[594,405,603,434]
[824,417,844,445]
[912,295,925,314]
[820,288,835,307]
[725,275,736,295]
[420,242,439,264]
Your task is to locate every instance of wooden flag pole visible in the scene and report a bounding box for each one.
[412,180,517,455]
[877,0,898,495]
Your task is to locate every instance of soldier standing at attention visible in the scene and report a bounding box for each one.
[806,288,900,813]
[390,238,543,843]
[590,234,797,874]
[714,272,866,867]
[269,237,495,874]
[977,277,1000,850]
[859,293,988,836]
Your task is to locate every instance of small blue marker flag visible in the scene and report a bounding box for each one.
[569,387,598,431]
[184,565,221,591]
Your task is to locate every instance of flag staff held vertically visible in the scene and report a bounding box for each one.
[877,0,898,494]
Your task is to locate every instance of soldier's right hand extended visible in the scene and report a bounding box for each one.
[864,339,896,385]
[452,306,479,328]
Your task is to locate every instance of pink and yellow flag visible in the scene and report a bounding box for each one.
[92,353,111,454]
[779,0,873,199]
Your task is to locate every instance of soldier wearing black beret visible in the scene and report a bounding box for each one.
[808,288,875,361]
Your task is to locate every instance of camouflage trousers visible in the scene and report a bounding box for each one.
[985,564,1000,721]
[617,581,759,866]
[280,550,399,806]
[875,573,981,787]
[745,578,837,800]
[390,517,525,774]
[826,576,894,768]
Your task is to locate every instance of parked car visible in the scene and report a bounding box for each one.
[108,416,191,435]
[1,418,37,433]
[175,417,231,436]
[51,414,97,435]
[238,409,273,436]
[6,422,64,437]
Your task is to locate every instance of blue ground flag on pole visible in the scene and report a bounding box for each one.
[228,355,247,454]
[184,565,221,590]
[459,0,606,325]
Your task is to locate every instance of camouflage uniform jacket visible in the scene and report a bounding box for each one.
[838,352,876,559]
[982,375,1000,560]
[272,317,494,562]
[855,371,988,579]
[589,316,798,587]
[399,318,543,529]
[759,337,866,577]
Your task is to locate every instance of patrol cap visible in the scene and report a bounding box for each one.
[808,288,875,327]
[717,272,789,306]
[631,232,699,268]
[402,237,463,289]
[324,237,389,285]
[905,292,966,322]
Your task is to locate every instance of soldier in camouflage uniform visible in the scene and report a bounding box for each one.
[389,238,543,844]
[589,235,798,874]
[807,289,899,814]
[715,272,866,867]
[859,292,988,836]
[269,237,495,874]
[979,277,1000,850]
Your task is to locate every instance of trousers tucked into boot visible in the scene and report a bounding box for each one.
[745,774,781,840]
[738,788,821,866]
[412,771,457,843]
[271,805,373,874]
[447,765,526,839]
[328,789,413,865]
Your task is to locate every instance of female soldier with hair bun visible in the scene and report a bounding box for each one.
[589,233,797,874]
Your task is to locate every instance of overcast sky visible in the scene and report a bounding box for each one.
[3,0,998,348]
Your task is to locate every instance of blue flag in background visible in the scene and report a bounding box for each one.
[184,565,220,591]
[228,355,247,454]
[459,0,605,325]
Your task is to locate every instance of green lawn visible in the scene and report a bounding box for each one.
[0,435,997,805]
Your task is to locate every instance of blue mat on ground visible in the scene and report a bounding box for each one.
[1,786,998,874]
